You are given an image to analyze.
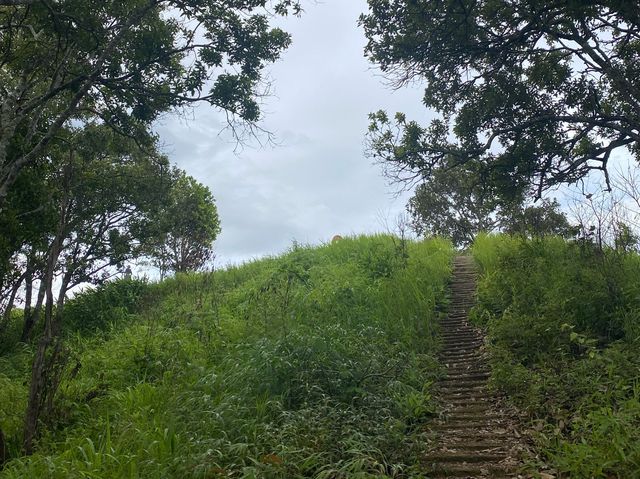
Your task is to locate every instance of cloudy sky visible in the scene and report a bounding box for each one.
[155,1,433,266]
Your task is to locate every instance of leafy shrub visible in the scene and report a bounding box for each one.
[471,234,640,477]
[63,279,151,335]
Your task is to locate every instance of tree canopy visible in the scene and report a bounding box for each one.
[407,161,574,247]
[146,170,221,276]
[407,162,501,246]
[361,0,640,199]
[0,0,300,203]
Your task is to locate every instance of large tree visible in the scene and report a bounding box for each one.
[361,0,640,198]
[0,0,300,204]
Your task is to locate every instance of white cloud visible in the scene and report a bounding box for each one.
[154,0,431,266]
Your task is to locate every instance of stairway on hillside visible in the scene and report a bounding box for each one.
[425,256,524,478]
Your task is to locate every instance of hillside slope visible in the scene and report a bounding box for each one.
[472,234,640,478]
[0,236,453,478]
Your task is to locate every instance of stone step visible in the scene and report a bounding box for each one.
[442,338,482,345]
[443,372,490,382]
[441,363,486,373]
[440,352,484,361]
[443,394,493,403]
[440,377,488,387]
[439,396,492,405]
[443,396,495,406]
[427,257,520,475]
[442,349,483,356]
[425,452,508,463]
[443,328,477,334]
[443,343,483,349]
[445,413,505,422]
[443,352,485,360]
[441,330,480,336]
[445,405,494,415]
[441,324,478,330]
[444,368,488,377]
[445,369,490,379]
[432,423,512,435]
[442,355,487,364]
[441,333,479,340]
[427,463,513,478]
[442,331,481,338]
[442,340,484,349]
[430,442,505,452]
[443,338,482,344]
[442,345,482,351]
[444,360,490,369]
[441,358,485,368]
[443,347,484,354]
[439,322,471,328]
[445,415,498,424]
[439,387,489,397]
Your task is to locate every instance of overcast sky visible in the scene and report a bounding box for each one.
[154,1,433,266]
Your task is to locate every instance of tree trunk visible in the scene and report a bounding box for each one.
[23,263,33,326]
[22,270,71,453]
[22,223,66,454]
[0,271,26,337]
[0,426,7,467]
[0,283,18,330]
[22,278,56,454]
[21,279,45,343]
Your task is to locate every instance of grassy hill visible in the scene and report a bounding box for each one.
[0,236,453,478]
[3,233,640,478]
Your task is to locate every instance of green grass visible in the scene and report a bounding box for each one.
[0,235,453,478]
[471,233,640,478]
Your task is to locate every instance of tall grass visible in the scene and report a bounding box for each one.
[471,233,640,478]
[0,235,453,478]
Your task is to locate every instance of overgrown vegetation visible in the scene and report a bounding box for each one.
[0,235,453,478]
[471,234,640,478]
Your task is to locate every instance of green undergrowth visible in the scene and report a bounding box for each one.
[471,234,640,478]
[0,235,453,478]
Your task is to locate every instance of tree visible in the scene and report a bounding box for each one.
[407,161,503,246]
[0,163,54,340]
[500,199,576,239]
[0,0,300,204]
[147,170,221,276]
[406,158,574,246]
[361,1,640,199]
[22,124,172,453]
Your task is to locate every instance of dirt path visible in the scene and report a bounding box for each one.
[425,256,524,478]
